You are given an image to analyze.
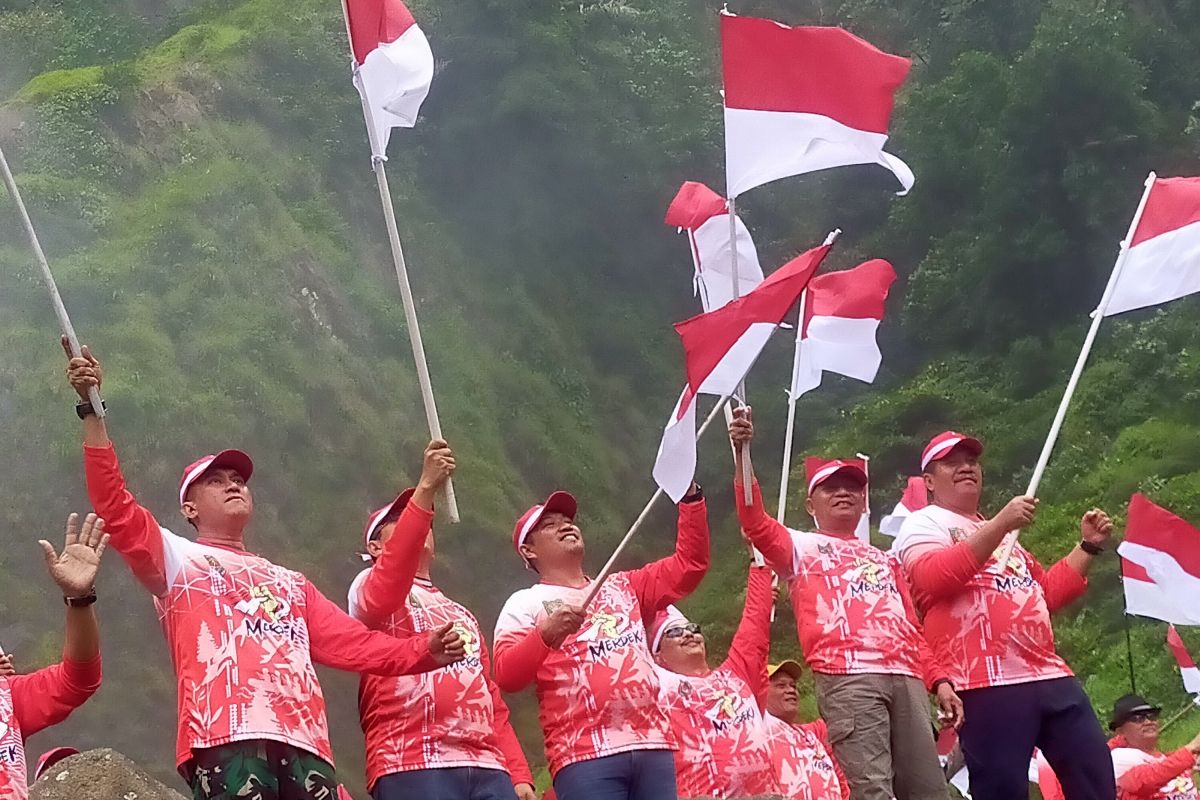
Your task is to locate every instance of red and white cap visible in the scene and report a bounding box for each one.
[804,456,868,494]
[647,604,690,653]
[33,747,80,782]
[512,490,578,565]
[363,487,417,549]
[178,449,254,505]
[920,431,984,471]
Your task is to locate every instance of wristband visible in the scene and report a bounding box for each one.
[681,484,704,502]
[1080,540,1105,556]
[63,591,98,607]
[75,400,106,419]
[931,678,953,693]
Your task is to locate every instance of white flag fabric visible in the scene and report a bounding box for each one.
[665,182,765,312]
[879,477,928,538]
[1168,625,1200,694]
[721,12,914,198]
[1119,493,1200,625]
[791,259,896,398]
[1106,176,1200,316]
[346,0,434,157]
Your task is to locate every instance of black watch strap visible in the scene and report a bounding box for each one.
[1080,540,1105,556]
[63,591,98,607]
[75,400,106,419]
[681,484,704,502]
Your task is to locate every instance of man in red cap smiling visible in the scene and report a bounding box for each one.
[64,341,465,800]
[347,439,536,800]
[894,430,1115,800]
[729,408,960,800]
[492,481,710,800]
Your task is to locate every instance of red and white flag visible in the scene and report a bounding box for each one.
[665,181,764,311]
[790,259,897,397]
[1118,493,1200,625]
[721,12,914,198]
[879,476,927,538]
[1168,625,1200,694]
[653,244,833,501]
[346,0,434,157]
[1106,176,1200,316]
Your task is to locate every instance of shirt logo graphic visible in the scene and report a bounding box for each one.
[452,622,480,658]
[236,584,291,622]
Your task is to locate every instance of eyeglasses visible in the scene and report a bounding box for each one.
[662,623,702,640]
[1127,710,1160,724]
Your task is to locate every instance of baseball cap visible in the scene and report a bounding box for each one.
[512,491,578,565]
[178,449,254,505]
[768,660,804,681]
[648,605,690,653]
[363,487,417,549]
[920,431,983,472]
[804,456,868,494]
[33,747,80,782]
[1109,694,1162,730]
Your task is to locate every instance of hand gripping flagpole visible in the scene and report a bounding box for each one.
[339,1,459,523]
[996,171,1157,566]
[0,145,105,416]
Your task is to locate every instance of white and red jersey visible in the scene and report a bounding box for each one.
[763,715,849,800]
[1113,746,1198,800]
[85,444,439,768]
[736,482,942,685]
[348,501,532,791]
[0,658,102,800]
[894,504,1086,690]
[655,566,778,798]
[493,497,709,776]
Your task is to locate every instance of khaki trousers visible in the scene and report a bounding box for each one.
[814,672,949,800]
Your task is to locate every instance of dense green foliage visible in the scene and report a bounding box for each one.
[3,0,1200,794]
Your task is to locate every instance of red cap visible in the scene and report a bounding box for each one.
[33,747,80,782]
[178,449,254,505]
[647,604,690,653]
[804,456,868,494]
[363,487,417,549]
[512,491,578,565]
[921,431,983,471]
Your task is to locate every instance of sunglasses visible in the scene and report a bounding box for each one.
[1127,710,1160,724]
[663,623,702,640]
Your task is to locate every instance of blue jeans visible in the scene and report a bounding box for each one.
[372,766,519,800]
[552,749,677,800]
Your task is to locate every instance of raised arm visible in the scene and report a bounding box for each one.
[306,580,463,675]
[729,408,796,574]
[66,340,170,596]
[1114,739,1200,795]
[625,489,710,614]
[722,565,774,690]
[352,502,433,628]
[493,596,582,693]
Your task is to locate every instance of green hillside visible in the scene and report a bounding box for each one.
[3,0,1200,793]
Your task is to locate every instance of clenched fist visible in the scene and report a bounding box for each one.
[993,495,1038,532]
[429,622,466,666]
[538,605,585,649]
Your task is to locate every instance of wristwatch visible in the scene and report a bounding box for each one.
[75,400,106,419]
[682,484,704,502]
[1080,540,1105,556]
[63,591,98,607]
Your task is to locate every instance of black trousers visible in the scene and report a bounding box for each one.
[959,676,1115,800]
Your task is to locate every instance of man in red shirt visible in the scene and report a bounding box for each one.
[762,660,850,800]
[64,342,465,800]
[893,430,1115,800]
[492,482,710,800]
[1108,694,1200,800]
[729,408,960,800]
[349,439,536,800]
[648,564,779,798]
[1,512,106,800]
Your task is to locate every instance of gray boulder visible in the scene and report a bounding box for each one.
[29,748,188,800]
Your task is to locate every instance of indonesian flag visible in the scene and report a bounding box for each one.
[1118,493,1200,625]
[791,259,897,397]
[721,12,914,198]
[1106,177,1200,316]
[879,476,928,538]
[653,244,833,501]
[346,0,434,157]
[1168,625,1200,694]
[665,181,764,311]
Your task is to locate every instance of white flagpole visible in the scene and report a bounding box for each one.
[339,2,459,523]
[856,451,871,542]
[728,198,754,504]
[0,145,105,416]
[997,171,1157,565]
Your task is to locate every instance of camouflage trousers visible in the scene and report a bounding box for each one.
[188,740,340,800]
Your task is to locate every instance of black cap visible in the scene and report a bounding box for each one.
[1109,694,1162,730]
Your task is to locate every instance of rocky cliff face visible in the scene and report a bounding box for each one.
[30,749,188,800]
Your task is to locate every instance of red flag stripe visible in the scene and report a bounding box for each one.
[1121,558,1152,583]
[721,14,910,133]
[802,259,896,334]
[1131,177,1200,247]
[1125,493,1200,580]
[347,0,417,65]
[665,182,729,230]
[1168,625,1197,669]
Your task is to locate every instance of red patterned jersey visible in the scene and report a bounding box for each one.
[655,566,778,798]
[0,658,101,800]
[736,482,942,684]
[492,497,709,776]
[1113,747,1199,800]
[85,445,440,768]
[763,715,849,800]
[348,501,532,791]
[895,505,1085,690]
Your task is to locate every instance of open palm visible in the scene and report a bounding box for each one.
[40,513,109,597]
